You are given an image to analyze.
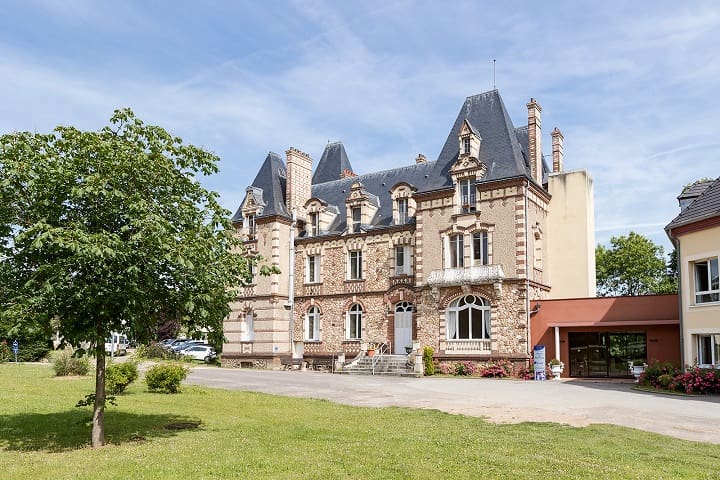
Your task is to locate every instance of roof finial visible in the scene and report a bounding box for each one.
[493,59,496,90]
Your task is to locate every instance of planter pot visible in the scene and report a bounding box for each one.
[550,364,564,379]
[631,365,646,383]
[405,346,413,354]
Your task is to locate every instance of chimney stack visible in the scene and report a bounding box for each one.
[415,153,427,164]
[526,98,543,184]
[285,147,313,218]
[551,127,564,173]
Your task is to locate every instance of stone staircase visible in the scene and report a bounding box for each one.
[339,354,420,377]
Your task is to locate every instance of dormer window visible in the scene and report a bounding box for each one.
[459,178,476,213]
[352,207,361,233]
[246,214,256,238]
[397,198,408,224]
[463,137,471,155]
[308,212,319,236]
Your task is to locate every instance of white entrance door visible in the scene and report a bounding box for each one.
[394,302,413,354]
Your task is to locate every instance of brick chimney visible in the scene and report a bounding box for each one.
[551,127,564,173]
[340,168,357,179]
[526,98,543,184]
[285,147,313,217]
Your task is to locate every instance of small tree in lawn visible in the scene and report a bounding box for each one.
[0,109,269,447]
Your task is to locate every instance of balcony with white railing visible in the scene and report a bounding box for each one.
[444,339,491,353]
[427,265,504,288]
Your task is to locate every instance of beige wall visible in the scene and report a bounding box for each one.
[546,169,596,299]
[676,224,720,366]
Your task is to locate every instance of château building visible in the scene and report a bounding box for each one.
[222,89,595,369]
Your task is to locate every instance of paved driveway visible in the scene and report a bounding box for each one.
[186,368,720,444]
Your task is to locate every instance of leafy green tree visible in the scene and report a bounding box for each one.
[596,232,677,296]
[0,109,267,447]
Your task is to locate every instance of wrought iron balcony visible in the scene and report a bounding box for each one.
[426,265,504,287]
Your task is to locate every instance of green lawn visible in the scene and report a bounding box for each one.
[1,365,719,479]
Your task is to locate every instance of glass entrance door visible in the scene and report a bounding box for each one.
[568,332,646,378]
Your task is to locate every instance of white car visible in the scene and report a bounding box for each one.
[182,345,217,363]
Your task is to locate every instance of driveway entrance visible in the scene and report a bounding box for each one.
[186,367,720,444]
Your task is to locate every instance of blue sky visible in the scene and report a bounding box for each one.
[2,1,719,252]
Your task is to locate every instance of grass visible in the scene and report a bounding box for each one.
[2,365,720,479]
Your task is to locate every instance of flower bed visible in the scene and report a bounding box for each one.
[639,360,720,395]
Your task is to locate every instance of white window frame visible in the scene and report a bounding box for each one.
[696,334,720,367]
[397,198,408,224]
[446,295,490,341]
[241,311,254,342]
[348,249,363,280]
[305,306,321,341]
[446,234,464,268]
[246,214,256,237]
[346,304,363,340]
[306,254,320,283]
[471,231,488,266]
[694,257,719,304]
[395,245,411,276]
[458,178,476,213]
[308,212,319,236]
[351,207,361,233]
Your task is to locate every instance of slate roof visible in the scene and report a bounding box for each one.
[312,141,353,184]
[666,177,720,232]
[236,89,550,232]
[231,152,287,222]
[307,161,435,234]
[424,89,540,192]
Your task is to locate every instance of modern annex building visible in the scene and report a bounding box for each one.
[666,178,720,368]
[223,89,595,369]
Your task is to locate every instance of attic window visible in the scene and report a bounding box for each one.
[397,198,408,224]
[463,137,471,155]
[246,214,256,238]
[308,212,319,236]
[458,178,476,213]
[351,207,361,233]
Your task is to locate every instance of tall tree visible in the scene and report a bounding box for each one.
[595,232,677,296]
[0,109,263,447]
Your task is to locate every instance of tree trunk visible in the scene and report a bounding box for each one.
[92,339,106,447]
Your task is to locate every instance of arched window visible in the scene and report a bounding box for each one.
[346,304,363,340]
[446,295,490,340]
[305,306,320,341]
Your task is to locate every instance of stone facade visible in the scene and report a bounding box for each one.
[223,90,594,370]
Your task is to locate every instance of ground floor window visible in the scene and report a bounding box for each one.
[241,312,254,342]
[697,334,720,367]
[446,295,490,340]
[305,306,320,341]
[346,304,362,340]
[568,332,646,378]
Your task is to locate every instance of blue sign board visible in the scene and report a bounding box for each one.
[533,345,546,381]
[12,340,18,354]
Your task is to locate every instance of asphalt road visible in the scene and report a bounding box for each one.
[186,367,720,444]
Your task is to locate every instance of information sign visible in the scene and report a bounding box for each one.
[533,345,546,381]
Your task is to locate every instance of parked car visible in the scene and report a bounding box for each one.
[171,339,205,352]
[159,338,176,348]
[182,345,217,363]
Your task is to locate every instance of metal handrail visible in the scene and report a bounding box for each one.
[371,342,389,375]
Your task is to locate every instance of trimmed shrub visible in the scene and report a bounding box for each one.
[105,361,139,394]
[145,363,189,394]
[479,360,513,378]
[657,374,673,389]
[454,361,476,376]
[135,343,179,360]
[422,346,435,376]
[640,360,680,388]
[672,367,720,395]
[52,350,91,376]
